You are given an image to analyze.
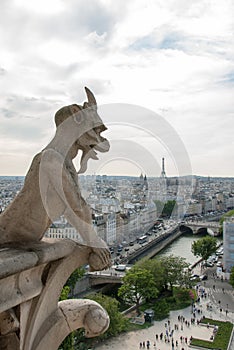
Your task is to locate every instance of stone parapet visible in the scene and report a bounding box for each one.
[0,238,109,350]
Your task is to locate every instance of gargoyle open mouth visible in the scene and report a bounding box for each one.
[78,139,110,174]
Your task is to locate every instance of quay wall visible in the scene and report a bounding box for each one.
[127,227,182,264]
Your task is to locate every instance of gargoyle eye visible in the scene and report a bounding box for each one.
[93,126,107,134]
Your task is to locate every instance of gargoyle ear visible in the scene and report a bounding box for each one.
[83,102,89,109]
[85,87,97,108]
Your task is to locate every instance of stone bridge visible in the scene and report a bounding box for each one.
[180,221,220,236]
[88,271,124,286]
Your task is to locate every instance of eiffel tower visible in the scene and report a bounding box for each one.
[160,157,166,178]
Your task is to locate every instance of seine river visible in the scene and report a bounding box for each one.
[157,233,222,265]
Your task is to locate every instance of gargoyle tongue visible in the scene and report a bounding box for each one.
[78,147,98,174]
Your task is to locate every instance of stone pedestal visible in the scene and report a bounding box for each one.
[0,238,109,350]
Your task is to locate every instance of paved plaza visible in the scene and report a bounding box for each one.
[95,267,234,350]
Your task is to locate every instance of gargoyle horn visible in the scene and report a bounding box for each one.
[85,87,97,106]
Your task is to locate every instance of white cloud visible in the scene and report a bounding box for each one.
[0,0,233,176]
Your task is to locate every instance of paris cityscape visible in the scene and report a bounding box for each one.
[0,0,234,349]
[1,167,234,248]
[0,167,234,349]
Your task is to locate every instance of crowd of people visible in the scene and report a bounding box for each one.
[136,285,218,350]
[138,312,209,349]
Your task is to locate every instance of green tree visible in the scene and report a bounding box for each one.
[191,236,217,261]
[66,267,85,296]
[230,266,234,288]
[87,293,128,339]
[59,285,74,350]
[162,200,177,217]
[154,200,177,218]
[136,258,165,293]
[153,299,169,320]
[159,255,190,291]
[118,266,159,314]
[58,268,85,350]
[154,200,164,216]
[59,285,70,301]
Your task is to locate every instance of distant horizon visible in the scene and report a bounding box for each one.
[1,174,234,180]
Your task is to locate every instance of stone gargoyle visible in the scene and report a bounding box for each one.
[0,87,111,271]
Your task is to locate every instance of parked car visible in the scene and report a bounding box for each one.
[190,274,199,281]
[115,264,127,271]
[199,274,208,281]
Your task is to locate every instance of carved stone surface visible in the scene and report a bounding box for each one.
[0,240,110,350]
[32,299,109,350]
[0,87,111,272]
[0,333,20,350]
[0,309,19,335]
[0,248,38,279]
[0,88,111,349]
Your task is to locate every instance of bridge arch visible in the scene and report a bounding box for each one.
[179,225,193,234]
[196,227,208,235]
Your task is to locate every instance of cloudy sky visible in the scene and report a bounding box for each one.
[0,0,233,177]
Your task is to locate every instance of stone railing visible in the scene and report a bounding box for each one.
[0,238,109,350]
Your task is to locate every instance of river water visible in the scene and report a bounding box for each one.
[157,233,222,265]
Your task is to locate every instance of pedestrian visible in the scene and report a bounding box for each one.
[143,341,145,348]
[140,342,142,348]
